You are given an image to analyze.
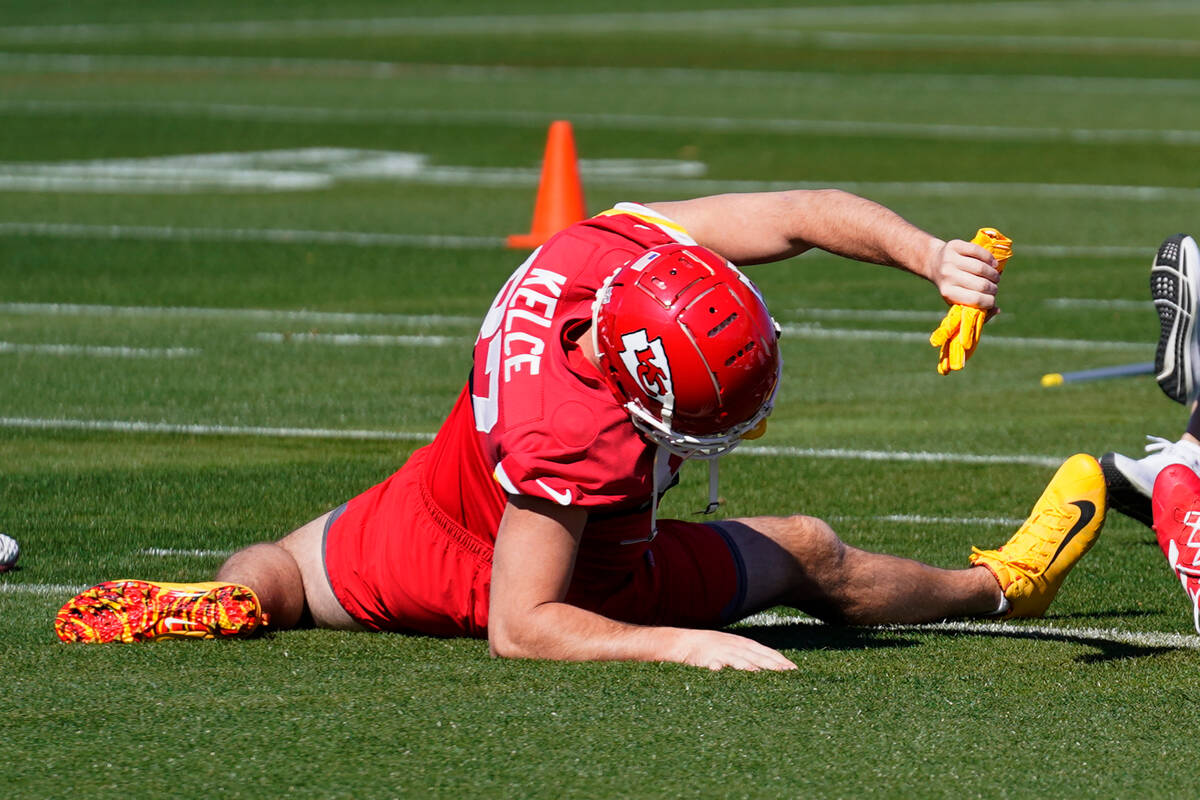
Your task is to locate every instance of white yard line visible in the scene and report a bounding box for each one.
[791,300,1150,322]
[0,221,1158,265]
[1022,245,1151,258]
[742,611,1200,651]
[2,148,1195,199]
[0,3,1194,41]
[256,332,460,347]
[2,55,1198,97]
[0,300,477,327]
[0,221,504,250]
[619,176,1200,203]
[0,416,1064,466]
[1044,297,1152,310]
[850,514,1027,527]
[0,148,704,194]
[7,99,1200,147]
[0,417,436,441]
[140,547,233,558]
[737,445,1063,468]
[0,222,1162,258]
[789,308,946,322]
[777,323,1146,351]
[0,302,1145,353]
[0,582,89,597]
[0,341,198,358]
[753,29,1200,56]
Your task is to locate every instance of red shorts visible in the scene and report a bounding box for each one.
[323,449,745,638]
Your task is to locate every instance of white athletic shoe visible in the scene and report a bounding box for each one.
[1101,436,1200,527]
[1152,234,1200,405]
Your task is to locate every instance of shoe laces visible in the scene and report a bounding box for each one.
[980,505,1074,578]
[971,545,1032,582]
[972,545,1039,583]
[1142,435,1200,477]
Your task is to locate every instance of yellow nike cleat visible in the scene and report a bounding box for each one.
[54,580,267,643]
[969,453,1107,618]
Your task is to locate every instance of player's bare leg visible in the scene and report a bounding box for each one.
[56,511,367,643]
[216,510,365,632]
[723,453,1105,624]
[215,543,306,629]
[719,515,1003,624]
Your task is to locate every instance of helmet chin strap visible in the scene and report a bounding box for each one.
[705,459,721,515]
[620,448,723,546]
[621,447,665,545]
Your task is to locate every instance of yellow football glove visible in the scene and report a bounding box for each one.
[929,228,1012,375]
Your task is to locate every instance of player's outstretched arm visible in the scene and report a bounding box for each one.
[488,496,796,672]
[647,190,1001,310]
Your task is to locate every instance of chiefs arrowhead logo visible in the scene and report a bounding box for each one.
[618,328,673,405]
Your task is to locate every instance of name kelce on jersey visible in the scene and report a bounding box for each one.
[472,252,569,433]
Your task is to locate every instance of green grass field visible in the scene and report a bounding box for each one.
[4,0,1200,796]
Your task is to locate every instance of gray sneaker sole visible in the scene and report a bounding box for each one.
[1152,234,1199,405]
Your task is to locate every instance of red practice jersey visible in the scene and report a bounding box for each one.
[323,205,744,635]
[424,204,696,549]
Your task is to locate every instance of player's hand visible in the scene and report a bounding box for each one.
[670,629,797,672]
[926,236,1003,310]
[928,228,1012,375]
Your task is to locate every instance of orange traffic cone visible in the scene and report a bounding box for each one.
[507,120,586,249]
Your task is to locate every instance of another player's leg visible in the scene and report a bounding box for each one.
[1150,463,1200,633]
[1150,234,1200,405]
[1101,430,1200,528]
[1100,234,1200,526]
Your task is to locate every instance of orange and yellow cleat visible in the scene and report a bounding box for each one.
[54,580,266,643]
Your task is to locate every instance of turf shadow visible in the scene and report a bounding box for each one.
[733,624,920,652]
[736,619,1186,664]
[1048,608,1157,621]
[949,624,1180,664]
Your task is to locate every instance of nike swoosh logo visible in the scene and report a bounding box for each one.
[535,479,573,506]
[1047,500,1096,568]
[157,617,202,634]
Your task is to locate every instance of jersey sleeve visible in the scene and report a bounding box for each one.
[589,203,699,247]
[475,203,695,510]
[490,411,653,509]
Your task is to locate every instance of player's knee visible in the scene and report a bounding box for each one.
[216,542,306,629]
[772,515,861,624]
[777,514,848,575]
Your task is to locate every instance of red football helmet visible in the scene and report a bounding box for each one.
[592,243,782,458]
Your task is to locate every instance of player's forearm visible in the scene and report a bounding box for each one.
[779,189,945,279]
[650,189,944,277]
[488,601,688,665]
